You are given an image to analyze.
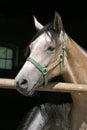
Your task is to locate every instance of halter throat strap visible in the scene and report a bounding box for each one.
[60,34,67,73]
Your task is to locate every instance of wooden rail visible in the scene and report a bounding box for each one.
[0,78,15,89]
[0,78,87,93]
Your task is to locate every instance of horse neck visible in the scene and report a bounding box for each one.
[62,35,87,129]
[62,34,87,107]
[62,34,87,84]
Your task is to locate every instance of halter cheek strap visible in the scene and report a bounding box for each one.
[59,34,67,73]
[26,57,48,86]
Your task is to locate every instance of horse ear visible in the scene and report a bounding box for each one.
[33,16,44,30]
[53,11,63,33]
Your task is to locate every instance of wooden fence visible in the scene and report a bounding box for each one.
[0,78,87,93]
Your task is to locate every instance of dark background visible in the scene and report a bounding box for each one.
[0,0,87,130]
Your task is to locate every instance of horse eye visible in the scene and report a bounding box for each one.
[47,46,55,51]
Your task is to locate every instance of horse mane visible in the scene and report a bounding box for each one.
[31,22,58,42]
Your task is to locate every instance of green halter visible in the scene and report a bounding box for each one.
[26,34,66,86]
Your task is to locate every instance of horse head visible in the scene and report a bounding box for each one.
[15,12,67,96]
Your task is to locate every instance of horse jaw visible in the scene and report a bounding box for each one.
[33,16,44,30]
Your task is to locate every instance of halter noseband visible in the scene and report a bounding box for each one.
[26,34,66,86]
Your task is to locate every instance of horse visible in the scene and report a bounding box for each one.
[15,12,87,130]
[17,103,71,130]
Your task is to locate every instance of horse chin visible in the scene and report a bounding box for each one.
[16,87,35,97]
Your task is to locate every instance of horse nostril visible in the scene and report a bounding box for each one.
[16,81,19,86]
[21,79,27,85]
